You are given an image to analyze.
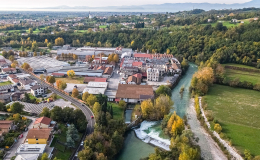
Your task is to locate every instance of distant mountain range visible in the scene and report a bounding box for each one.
[18,0,260,12]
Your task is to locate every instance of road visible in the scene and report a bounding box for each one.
[18,68,95,159]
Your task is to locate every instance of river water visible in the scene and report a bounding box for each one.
[116,63,198,160]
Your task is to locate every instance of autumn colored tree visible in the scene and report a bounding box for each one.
[28,28,33,34]
[67,70,75,78]
[140,99,154,119]
[9,55,14,62]
[118,100,126,109]
[72,88,79,98]
[11,63,16,68]
[55,37,64,46]
[82,92,89,102]
[73,54,78,60]
[93,102,101,116]
[47,42,53,50]
[21,62,30,70]
[214,123,222,134]
[167,111,184,137]
[40,74,45,81]
[113,54,119,62]
[48,76,56,85]
[86,94,97,107]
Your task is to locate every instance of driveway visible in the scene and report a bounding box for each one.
[0,113,36,160]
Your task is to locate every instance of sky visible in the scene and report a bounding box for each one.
[0,0,252,8]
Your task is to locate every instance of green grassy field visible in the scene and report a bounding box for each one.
[222,63,260,84]
[0,81,12,86]
[202,19,250,28]
[205,84,260,155]
[108,102,124,120]
[99,25,107,28]
[55,77,84,84]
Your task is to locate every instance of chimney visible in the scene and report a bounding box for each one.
[100,54,102,64]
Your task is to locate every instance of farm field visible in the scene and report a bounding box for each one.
[202,19,250,28]
[222,63,260,84]
[99,25,107,28]
[55,77,84,84]
[204,84,260,156]
[0,81,12,86]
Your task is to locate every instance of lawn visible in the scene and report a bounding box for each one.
[222,63,260,84]
[55,77,84,84]
[0,81,12,86]
[99,25,107,28]
[202,19,251,28]
[51,123,82,160]
[205,84,260,155]
[108,102,124,120]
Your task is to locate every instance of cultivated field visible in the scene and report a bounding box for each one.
[223,63,260,84]
[205,84,260,155]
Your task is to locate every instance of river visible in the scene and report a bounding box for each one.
[116,63,198,160]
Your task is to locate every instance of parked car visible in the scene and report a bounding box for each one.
[19,134,23,138]
[91,116,94,119]
[80,141,84,146]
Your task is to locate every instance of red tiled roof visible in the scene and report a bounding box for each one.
[120,58,125,68]
[3,68,16,72]
[34,117,52,125]
[132,62,143,67]
[52,73,65,76]
[84,77,107,83]
[8,74,17,79]
[134,53,151,58]
[104,67,113,75]
[12,78,19,83]
[95,77,107,82]
[26,128,52,139]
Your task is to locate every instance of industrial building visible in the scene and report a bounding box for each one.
[83,82,108,95]
[17,56,70,73]
[57,66,103,77]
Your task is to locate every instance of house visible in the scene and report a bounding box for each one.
[19,78,36,90]
[51,73,65,78]
[134,53,152,60]
[116,84,154,103]
[133,73,142,84]
[7,74,19,85]
[15,144,46,158]
[0,59,9,69]
[103,67,113,76]
[128,76,137,84]
[33,117,56,129]
[0,94,11,103]
[30,85,48,97]
[0,120,13,136]
[11,92,24,101]
[83,77,107,84]
[232,19,238,23]
[2,68,17,74]
[25,128,52,144]
[0,84,14,93]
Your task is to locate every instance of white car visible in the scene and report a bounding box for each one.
[75,152,78,157]
[80,141,84,146]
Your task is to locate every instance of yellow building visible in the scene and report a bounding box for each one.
[26,128,52,144]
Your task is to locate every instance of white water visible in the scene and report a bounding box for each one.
[134,121,171,151]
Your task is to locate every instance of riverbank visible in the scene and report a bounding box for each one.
[187,99,227,160]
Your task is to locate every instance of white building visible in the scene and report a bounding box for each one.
[147,68,160,82]
[83,82,108,95]
[30,85,48,96]
[15,144,46,157]
[19,78,36,90]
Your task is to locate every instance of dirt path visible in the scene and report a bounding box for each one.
[187,99,227,160]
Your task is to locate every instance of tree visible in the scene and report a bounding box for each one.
[155,85,172,97]
[10,102,24,113]
[48,76,56,85]
[78,147,94,160]
[93,102,101,116]
[28,28,33,34]
[244,149,252,160]
[96,153,107,160]
[167,111,184,137]
[11,63,16,68]
[33,52,37,57]
[0,102,6,111]
[67,124,79,141]
[113,54,119,62]
[13,113,20,122]
[72,88,79,98]
[50,93,58,100]
[82,92,89,102]
[73,54,78,60]
[47,42,53,50]
[21,62,30,70]
[40,153,49,160]
[9,55,14,62]
[214,123,222,134]
[140,99,154,119]
[66,136,75,149]
[67,70,75,78]
[40,107,51,117]
[86,94,97,107]
[31,41,38,52]
[40,74,45,81]
[55,37,64,46]
[118,100,126,109]
[50,106,63,121]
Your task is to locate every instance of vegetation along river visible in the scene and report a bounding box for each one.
[116,63,198,160]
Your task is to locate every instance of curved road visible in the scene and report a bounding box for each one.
[19,68,95,158]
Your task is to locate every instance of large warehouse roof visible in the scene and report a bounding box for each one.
[17,56,70,73]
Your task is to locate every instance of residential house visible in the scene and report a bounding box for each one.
[103,67,113,77]
[2,68,17,74]
[116,84,154,103]
[19,78,36,90]
[0,84,14,93]
[11,92,24,101]
[7,74,19,85]
[51,73,65,78]
[0,120,14,137]
[127,76,137,84]
[33,117,56,129]
[0,94,11,103]
[30,85,48,97]
[25,128,52,144]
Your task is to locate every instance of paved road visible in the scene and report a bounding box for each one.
[18,68,95,159]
